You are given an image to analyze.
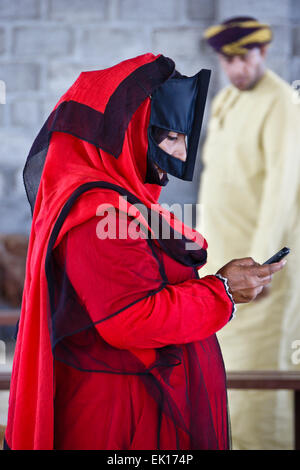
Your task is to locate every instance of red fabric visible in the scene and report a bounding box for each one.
[63,216,232,352]
[5,53,224,450]
[54,341,228,450]
[53,215,232,450]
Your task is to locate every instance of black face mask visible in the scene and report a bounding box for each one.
[147,69,211,182]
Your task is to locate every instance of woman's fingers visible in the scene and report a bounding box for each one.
[248,260,286,288]
[254,259,287,278]
[268,259,287,272]
[259,275,273,286]
[245,260,286,289]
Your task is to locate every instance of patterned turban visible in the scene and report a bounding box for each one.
[204,16,272,56]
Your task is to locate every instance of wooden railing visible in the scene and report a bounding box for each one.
[0,369,299,449]
[0,309,19,326]
[227,370,300,450]
[0,372,10,391]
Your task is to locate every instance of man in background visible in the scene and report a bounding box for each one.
[197,16,300,449]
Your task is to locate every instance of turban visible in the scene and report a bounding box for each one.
[204,16,272,56]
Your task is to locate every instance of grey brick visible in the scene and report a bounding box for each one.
[152,26,217,79]
[160,175,196,208]
[268,24,292,57]
[78,28,149,62]
[168,53,216,77]
[49,0,109,21]
[0,194,31,234]
[47,62,87,93]
[0,63,40,92]
[0,0,295,237]
[0,171,4,199]
[186,0,216,20]
[11,99,43,127]
[119,0,177,21]
[292,26,300,56]
[0,29,5,55]
[0,79,6,105]
[13,166,27,199]
[0,166,18,199]
[290,0,300,21]
[0,127,36,168]
[12,27,73,57]
[0,0,39,20]
[152,27,204,58]
[218,0,289,22]
[42,97,61,121]
[291,58,300,82]
[265,56,291,81]
[0,103,5,126]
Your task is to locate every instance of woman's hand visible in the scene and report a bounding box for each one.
[216,257,287,304]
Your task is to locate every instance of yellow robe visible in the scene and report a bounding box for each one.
[197,69,300,450]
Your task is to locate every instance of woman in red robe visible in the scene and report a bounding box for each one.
[4,53,284,450]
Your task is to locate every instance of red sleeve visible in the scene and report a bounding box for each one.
[99,275,234,349]
[61,212,234,350]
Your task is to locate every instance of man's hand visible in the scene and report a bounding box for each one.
[216,257,286,304]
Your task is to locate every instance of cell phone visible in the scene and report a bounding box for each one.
[263,247,290,265]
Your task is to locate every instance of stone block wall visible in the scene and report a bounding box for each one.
[0,0,299,233]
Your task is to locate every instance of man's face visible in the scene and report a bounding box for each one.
[218,47,267,91]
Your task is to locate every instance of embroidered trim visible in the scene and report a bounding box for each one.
[215,273,236,319]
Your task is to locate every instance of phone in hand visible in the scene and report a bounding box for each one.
[263,247,290,265]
